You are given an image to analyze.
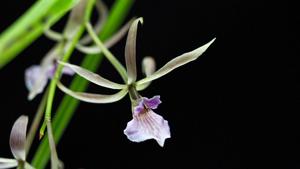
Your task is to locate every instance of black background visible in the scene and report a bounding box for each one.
[0,0,296,169]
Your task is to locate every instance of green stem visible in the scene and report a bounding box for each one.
[85,22,128,82]
[31,0,134,168]
[39,26,84,137]
[40,0,96,137]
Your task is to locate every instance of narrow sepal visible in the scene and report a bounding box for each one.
[57,81,128,103]
[125,17,143,84]
[136,38,216,85]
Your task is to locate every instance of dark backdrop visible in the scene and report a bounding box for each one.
[0,0,296,169]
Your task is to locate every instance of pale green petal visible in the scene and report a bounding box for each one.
[9,116,28,161]
[58,61,126,89]
[125,17,143,84]
[57,81,128,103]
[104,18,134,49]
[76,19,132,54]
[136,38,216,85]
[0,158,18,169]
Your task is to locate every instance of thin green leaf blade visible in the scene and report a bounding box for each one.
[0,0,80,69]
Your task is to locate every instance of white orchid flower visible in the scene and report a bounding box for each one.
[57,17,215,146]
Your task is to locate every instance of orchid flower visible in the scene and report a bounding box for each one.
[25,48,75,100]
[25,0,130,100]
[56,17,215,147]
[0,116,34,169]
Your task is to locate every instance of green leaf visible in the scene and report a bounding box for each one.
[0,0,79,69]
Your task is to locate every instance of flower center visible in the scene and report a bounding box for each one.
[128,84,140,100]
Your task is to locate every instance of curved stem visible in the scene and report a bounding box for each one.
[85,22,128,82]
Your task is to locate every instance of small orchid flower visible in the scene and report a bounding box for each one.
[25,50,75,100]
[56,17,215,146]
[0,116,34,169]
[25,0,130,101]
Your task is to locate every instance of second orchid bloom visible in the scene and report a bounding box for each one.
[57,18,215,147]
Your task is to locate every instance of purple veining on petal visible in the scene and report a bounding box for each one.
[143,95,161,109]
[125,96,170,147]
[133,100,145,116]
[124,109,171,147]
[133,96,162,116]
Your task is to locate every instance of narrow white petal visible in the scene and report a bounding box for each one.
[136,38,216,86]
[0,158,18,169]
[58,61,126,89]
[57,81,128,103]
[125,18,143,84]
[9,115,28,161]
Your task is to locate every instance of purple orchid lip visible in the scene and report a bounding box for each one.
[124,95,170,147]
[143,96,161,109]
[134,96,161,115]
